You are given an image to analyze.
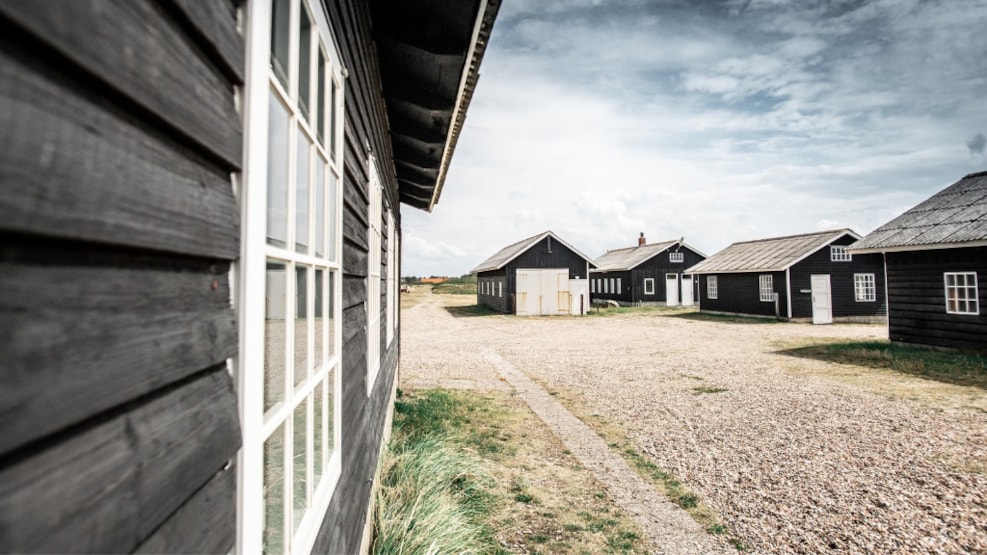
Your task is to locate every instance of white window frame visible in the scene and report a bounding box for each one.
[854,273,875,302]
[830,245,851,262]
[609,278,615,293]
[707,275,718,299]
[669,252,684,263]
[367,158,382,392]
[616,277,622,293]
[759,275,773,302]
[591,279,596,294]
[386,212,398,346]
[644,278,655,295]
[944,272,979,315]
[239,0,345,553]
[498,281,503,297]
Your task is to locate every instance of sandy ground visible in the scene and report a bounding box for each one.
[400,291,987,554]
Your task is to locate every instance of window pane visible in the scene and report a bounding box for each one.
[317,51,326,145]
[313,380,324,486]
[315,157,325,257]
[296,128,310,254]
[265,261,287,412]
[298,7,313,120]
[326,365,336,459]
[327,271,337,359]
[292,398,308,532]
[295,265,309,388]
[263,424,285,555]
[329,81,337,160]
[267,93,290,248]
[270,0,290,89]
[328,171,337,261]
[314,269,325,365]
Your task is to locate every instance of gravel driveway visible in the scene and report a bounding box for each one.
[400,292,987,554]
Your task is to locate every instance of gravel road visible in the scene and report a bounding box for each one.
[400,292,987,554]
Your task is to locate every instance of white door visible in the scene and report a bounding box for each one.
[516,269,569,315]
[569,279,588,315]
[515,270,536,316]
[811,274,832,324]
[681,274,694,306]
[665,273,679,306]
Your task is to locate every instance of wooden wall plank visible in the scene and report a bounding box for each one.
[0,251,236,455]
[135,464,237,554]
[0,0,242,169]
[0,47,238,260]
[0,369,239,553]
[167,0,245,83]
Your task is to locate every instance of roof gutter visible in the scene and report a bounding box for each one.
[849,239,987,254]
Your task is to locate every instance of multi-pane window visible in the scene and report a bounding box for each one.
[854,273,875,302]
[367,160,382,391]
[944,272,979,315]
[609,278,615,293]
[644,278,655,295]
[669,252,684,263]
[759,275,773,302]
[591,279,596,294]
[257,0,344,553]
[616,278,622,293]
[707,276,718,299]
[831,245,851,261]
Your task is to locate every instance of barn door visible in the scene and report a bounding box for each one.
[540,270,559,314]
[516,270,538,316]
[555,270,570,314]
[665,273,679,306]
[811,274,832,324]
[681,274,694,306]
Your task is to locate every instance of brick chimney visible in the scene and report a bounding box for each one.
[638,232,646,246]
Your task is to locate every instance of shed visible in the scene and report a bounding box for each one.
[686,229,886,323]
[850,171,987,352]
[471,230,596,315]
[591,233,707,306]
[0,0,500,553]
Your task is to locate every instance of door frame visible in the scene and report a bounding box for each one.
[810,274,833,324]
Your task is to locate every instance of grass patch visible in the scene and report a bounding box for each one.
[432,275,477,295]
[672,311,782,324]
[587,305,696,317]
[692,385,728,395]
[445,304,500,318]
[778,340,987,390]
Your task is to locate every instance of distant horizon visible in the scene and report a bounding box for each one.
[401,0,987,277]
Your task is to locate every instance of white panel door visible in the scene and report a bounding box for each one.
[681,274,694,306]
[811,274,833,324]
[555,270,570,314]
[569,279,588,315]
[540,270,558,314]
[665,273,679,306]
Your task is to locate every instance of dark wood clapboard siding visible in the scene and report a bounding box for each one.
[0,242,236,455]
[0,0,242,170]
[788,235,886,319]
[0,44,239,260]
[166,0,245,83]
[134,463,237,555]
[0,368,239,554]
[698,271,786,317]
[591,270,632,303]
[477,270,509,313]
[885,247,987,352]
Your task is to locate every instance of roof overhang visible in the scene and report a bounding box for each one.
[849,239,987,254]
[369,0,500,212]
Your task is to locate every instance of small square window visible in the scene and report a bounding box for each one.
[945,272,979,315]
[707,276,718,299]
[669,252,684,263]
[854,274,875,302]
[831,245,851,262]
[644,278,655,295]
[759,275,773,302]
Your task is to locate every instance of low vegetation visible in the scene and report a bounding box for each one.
[672,311,782,324]
[373,389,649,554]
[778,340,987,390]
[431,275,477,295]
[588,304,695,317]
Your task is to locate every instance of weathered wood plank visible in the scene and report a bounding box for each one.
[0,249,236,455]
[167,0,245,84]
[0,0,242,169]
[0,46,238,260]
[135,464,237,554]
[0,369,239,553]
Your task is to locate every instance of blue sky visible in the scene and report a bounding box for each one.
[401,0,987,277]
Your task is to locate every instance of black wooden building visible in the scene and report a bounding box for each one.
[591,233,706,306]
[686,229,886,323]
[0,0,499,553]
[850,171,987,352]
[471,230,595,315]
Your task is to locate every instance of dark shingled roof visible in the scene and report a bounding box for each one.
[851,171,987,253]
[470,230,596,273]
[593,240,707,272]
[686,229,859,274]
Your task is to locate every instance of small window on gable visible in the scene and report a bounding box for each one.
[707,276,718,299]
[670,252,684,263]
[854,273,875,302]
[945,272,979,315]
[644,278,655,295]
[759,275,773,302]
[831,245,851,262]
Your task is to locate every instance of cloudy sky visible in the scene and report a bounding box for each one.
[401,0,987,277]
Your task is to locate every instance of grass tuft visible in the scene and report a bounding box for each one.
[692,385,728,395]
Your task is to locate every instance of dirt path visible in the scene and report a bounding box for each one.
[400,290,987,554]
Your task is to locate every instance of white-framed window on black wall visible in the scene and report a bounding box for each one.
[670,252,684,263]
[617,277,622,293]
[644,278,655,295]
[241,0,345,552]
[831,245,851,261]
[591,279,596,293]
[707,275,718,299]
[367,156,382,392]
[944,272,979,315]
[854,273,875,302]
[759,275,773,302]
